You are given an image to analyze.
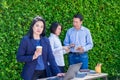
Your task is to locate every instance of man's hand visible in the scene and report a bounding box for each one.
[76,46,84,53]
[69,43,75,48]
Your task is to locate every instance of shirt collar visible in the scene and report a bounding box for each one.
[50,33,58,38]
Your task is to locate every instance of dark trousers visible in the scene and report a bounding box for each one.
[32,70,46,80]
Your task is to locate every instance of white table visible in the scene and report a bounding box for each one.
[38,73,108,80]
[72,73,108,80]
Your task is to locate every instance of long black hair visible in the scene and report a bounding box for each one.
[27,16,46,39]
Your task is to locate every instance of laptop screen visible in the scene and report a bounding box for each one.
[46,63,82,80]
[64,63,82,80]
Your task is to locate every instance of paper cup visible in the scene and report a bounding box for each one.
[36,46,42,54]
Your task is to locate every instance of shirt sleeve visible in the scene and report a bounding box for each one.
[49,38,63,54]
[83,30,93,52]
[63,49,67,54]
[64,30,70,46]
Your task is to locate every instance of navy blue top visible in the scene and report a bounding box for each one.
[34,39,45,70]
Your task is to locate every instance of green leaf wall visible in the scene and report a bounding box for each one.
[0,0,120,79]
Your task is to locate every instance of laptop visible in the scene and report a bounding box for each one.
[47,63,82,80]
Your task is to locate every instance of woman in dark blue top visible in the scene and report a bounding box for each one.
[17,16,64,80]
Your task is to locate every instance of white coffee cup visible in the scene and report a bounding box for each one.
[36,46,42,55]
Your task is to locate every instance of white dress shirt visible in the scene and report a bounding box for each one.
[49,33,66,66]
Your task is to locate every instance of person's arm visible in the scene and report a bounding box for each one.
[83,30,93,52]
[49,37,63,53]
[47,39,61,75]
[64,30,70,46]
[62,46,70,54]
[16,37,35,63]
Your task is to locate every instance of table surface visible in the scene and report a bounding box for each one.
[72,73,108,80]
[38,73,108,80]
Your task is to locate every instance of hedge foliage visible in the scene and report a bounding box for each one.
[0,0,120,80]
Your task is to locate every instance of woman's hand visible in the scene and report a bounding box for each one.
[76,46,84,53]
[57,73,65,77]
[33,50,41,60]
[63,46,70,53]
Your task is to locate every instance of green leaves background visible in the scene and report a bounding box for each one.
[0,0,120,79]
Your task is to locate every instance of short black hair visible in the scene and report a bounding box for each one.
[27,16,46,39]
[50,22,62,34]
[73,13,84,21]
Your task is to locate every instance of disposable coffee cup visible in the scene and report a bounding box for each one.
[36,46,42,55]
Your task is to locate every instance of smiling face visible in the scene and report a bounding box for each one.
[55,25,62,36]
[33,21,44,36]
